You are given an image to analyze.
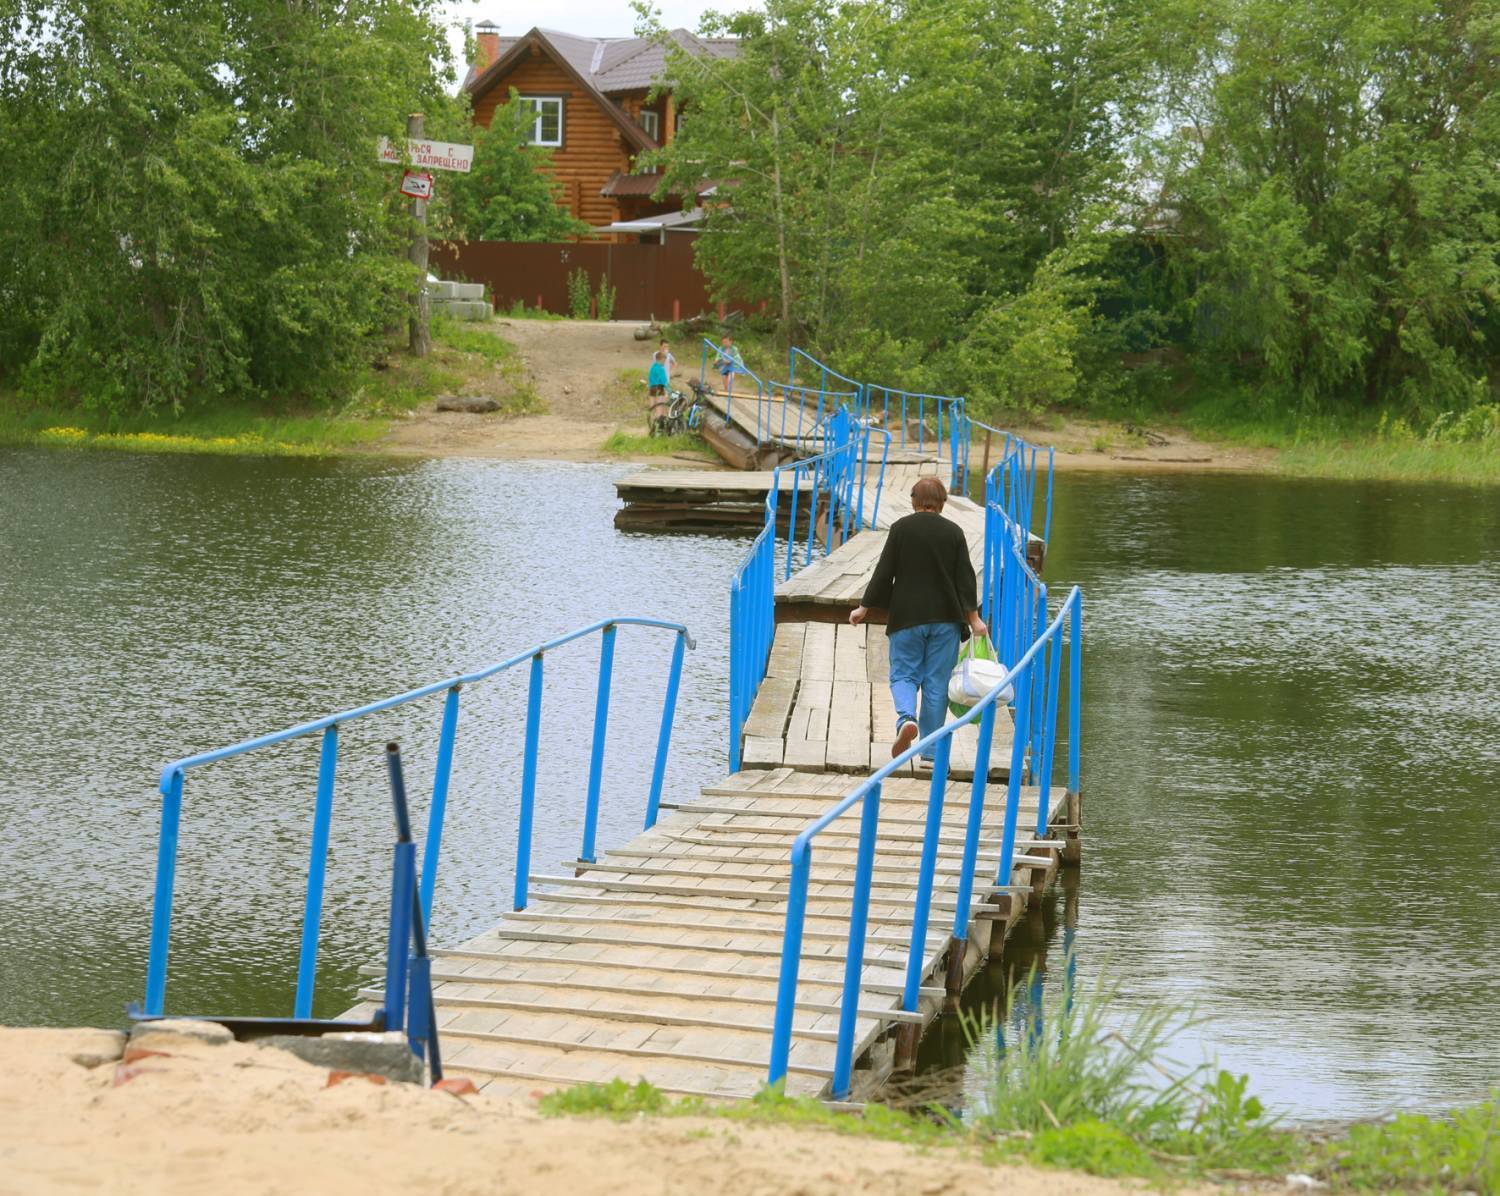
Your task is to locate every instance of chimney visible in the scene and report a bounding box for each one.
[475,20,500,70]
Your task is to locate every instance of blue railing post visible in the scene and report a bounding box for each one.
[294,725,339,1017]
[1028,586,1048,786]
[580,624,617,863]
[1044,446,1055,544]
[384,839,415,1033]
[729,577,744,770]
[832,781,881,1099]
[143,768,185,1017]
[996,661,1034,887]
[903,737,950,1010]
[513,652,544,910]
[786,463,801,580]
[419,685,461,928]
[645,630,687,829]
[1069,592,1082,794]
[949,700,996,938]
[1036,626,1064,836]
[768,844,812,1086]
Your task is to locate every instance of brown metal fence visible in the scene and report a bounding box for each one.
[428,237,717,322]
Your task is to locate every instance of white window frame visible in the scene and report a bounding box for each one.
[638,110,660,141]
[517,95,563,147]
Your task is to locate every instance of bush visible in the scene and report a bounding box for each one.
[567,268,593,319]
[596,277,617,321]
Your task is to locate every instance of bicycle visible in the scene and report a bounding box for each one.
[647,383,704,438]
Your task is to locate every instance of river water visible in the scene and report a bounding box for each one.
[2,447,1496,1121]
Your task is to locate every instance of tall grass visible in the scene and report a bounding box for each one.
[1180,387,1500,485]
[961,963,1294,1176]
[535,967,1500,1191]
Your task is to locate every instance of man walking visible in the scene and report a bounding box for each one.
[850,477,986,758]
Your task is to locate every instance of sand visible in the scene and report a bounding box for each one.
[0,1025,1187,1196]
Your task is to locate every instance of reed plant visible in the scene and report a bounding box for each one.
[960,963,1295,1176]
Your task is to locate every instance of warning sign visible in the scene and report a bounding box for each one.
[399,171,434,200]
[378,137,473,173]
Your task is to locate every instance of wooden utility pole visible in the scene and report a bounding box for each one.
[407,112,431,357]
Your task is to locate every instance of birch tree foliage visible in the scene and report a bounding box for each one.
[647,0,1157,405]
[0,0,460,412]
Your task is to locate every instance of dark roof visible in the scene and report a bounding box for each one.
[464,27,737,109]
[600,172,668,198]
[601,172,720,199]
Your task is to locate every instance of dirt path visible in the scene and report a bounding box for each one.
[372,318,709,465]
[2,1026,1205,1196]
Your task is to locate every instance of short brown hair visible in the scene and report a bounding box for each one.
[911,477,947,510]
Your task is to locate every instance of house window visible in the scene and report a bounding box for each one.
[518,95,563,147]
[639,110,660,141]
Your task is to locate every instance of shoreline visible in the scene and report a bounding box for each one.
[7,1023,1493,1193]
[8,412,1496,487]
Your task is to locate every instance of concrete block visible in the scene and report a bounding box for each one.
[129,1018,234,1049]
[452,282,485,301]
[258,1031,423,1084]
[433,299,490,321]
[428,280,459,300]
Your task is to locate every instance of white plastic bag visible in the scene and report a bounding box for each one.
[947,636,1013,712]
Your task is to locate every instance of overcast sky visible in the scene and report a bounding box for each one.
[441,0,751,45]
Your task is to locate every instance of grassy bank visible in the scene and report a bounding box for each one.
[539,975,1499,1192]
[0,316,538,458]
[544,1081,1499,1192]
[1176,393,1500,486]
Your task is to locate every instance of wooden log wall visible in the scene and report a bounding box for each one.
[471,54,633,229]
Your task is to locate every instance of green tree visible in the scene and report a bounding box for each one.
[445,96,591,242]
[647,0,1157,395]
[0,0,460,413]
[1149,0,1500,412]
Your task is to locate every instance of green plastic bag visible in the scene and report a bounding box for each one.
[948,634,1006,718]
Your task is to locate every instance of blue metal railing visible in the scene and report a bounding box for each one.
[981,427,1054,546]
[788,348,864,417]
[763,379,861,449]
[142,616,694,1021]
[864,385,965,451]
[767,564,1082,1099]
[728,409,889,767]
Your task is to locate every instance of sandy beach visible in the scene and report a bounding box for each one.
[0,1025,1198,1196]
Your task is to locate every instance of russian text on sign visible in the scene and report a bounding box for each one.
[377,137,474,174]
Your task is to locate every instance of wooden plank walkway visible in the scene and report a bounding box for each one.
[614,469,811,532]
[697,388,936,466]
[774,490,985,618]
[347,767,1068,1103]
[741,621,1010,779]
[342,441,1072,1106]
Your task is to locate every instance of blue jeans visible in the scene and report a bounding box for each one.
[887,622,961,756]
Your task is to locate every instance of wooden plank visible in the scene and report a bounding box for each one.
[824,679,872,772]
[741,736,784,767]
[799,623,836,680]
[743,674,796,738]
[423,948,933,995]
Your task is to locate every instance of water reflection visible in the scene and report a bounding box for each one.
[927,473,1500,1123]
[0,449,746,1028]
[4,451,1498,1123]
